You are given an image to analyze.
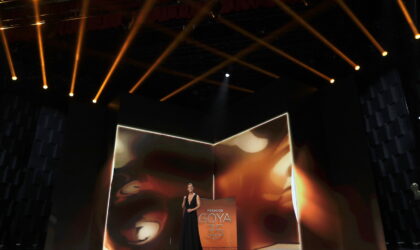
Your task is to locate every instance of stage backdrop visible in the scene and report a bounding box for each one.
[103,113,300,250]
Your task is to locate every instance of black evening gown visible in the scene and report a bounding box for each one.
[180,194,202,250]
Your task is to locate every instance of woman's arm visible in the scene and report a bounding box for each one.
[188,195,201,212]
[182,196,186,209]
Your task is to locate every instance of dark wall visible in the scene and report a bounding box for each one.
[45,102,116,250]
[359,70,420,249]
[118,94,216,142]
[0,93,66,250]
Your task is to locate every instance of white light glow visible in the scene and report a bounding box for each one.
[226,131,268,153]
[225,73,230,78]
[271,152,292,184]
[32,21,45,26]
[134,222,160,244]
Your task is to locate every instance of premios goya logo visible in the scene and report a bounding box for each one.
[198,208,232,240]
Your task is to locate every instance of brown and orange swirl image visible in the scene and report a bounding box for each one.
[103,114,300,250]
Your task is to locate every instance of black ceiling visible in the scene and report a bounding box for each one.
[0,0,415,112]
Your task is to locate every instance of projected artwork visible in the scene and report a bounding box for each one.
[103,113,300,250]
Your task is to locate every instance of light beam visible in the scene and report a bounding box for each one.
[396,0,420,39]
[217,16,334,83]
[129,0,217,94]
[273,0,359,70]
[33,0,48,89]
[159,1,332,101]
[335,0,388,56]
[69,0,90,97]
[0,22,17,80]
[92,0,156,103]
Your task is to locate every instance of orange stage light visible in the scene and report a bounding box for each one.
[129,0,217,94]
[0,25,17,80]
[273,0,359,70]
[92,0,156,103]
[69,0,90,97]
[335,0,388,56]
[33,0,48,89]
[396,0,420,39]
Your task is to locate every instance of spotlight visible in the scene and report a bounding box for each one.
[355,65,361,71]
[382,51,388,57]
[92,99,97,103]
[329,78,335,84]
[225,73,230,78]
[416,34,420,39]
[11,76,17,81]
[69,92,74,97]
[43,85,48,89]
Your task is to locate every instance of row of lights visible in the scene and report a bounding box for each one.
[1,0,420,103]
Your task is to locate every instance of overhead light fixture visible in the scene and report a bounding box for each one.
[92,99,97,103]
[396,0,420,40]
[12,76,17,81]
[355,65,361,71]
[329,78,335,84]
[382,51,388,57]
[225,73,230,78]
[43,85,48,90]
[69,92,74,97]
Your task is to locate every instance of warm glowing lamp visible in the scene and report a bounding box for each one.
[69,93,74,97]
[354,65,361,71]
[329,78,335,84]
[11,76,17,81]
[43,85,48,89]
[382,51,388,57]
[92,99,97,103]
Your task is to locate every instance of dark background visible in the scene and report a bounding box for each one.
[0,0,420,249]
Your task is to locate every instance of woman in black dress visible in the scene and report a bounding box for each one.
[180,183,202,250]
